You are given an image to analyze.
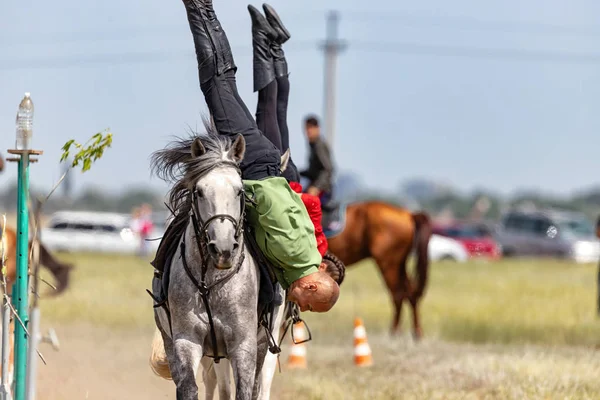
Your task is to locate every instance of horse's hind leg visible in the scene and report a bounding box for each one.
[201,358,218,400]
[214,359,233,400]
[409,297,423,340]
[374,257,406,335]
[171,335,203,400]
[230,338,258,400]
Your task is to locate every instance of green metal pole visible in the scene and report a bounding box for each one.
[12,153,30,400]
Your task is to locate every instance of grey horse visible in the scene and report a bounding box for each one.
[148,131,288,400]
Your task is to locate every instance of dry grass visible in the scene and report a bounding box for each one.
[34,253,600,399]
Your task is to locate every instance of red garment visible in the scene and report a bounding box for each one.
[289,181,328,256]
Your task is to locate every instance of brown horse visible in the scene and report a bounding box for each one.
[1,226,73,297]
[325,201,432,338]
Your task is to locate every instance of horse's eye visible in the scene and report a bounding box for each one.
[197,189,204,198]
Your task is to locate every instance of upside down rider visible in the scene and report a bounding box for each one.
[177,0,339,312]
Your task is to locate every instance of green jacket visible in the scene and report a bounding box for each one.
[244,177,321,290]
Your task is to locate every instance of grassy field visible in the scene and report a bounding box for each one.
[33,254,600,399]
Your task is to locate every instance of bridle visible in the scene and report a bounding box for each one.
[179,160,247,363]
[188,169,246,261]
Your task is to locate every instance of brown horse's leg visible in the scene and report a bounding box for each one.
[409,297,422,340]
[377,260,406,335]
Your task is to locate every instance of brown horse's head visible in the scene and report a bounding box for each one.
[38,242,75,296]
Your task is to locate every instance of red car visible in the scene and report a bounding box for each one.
[432,223,501,260]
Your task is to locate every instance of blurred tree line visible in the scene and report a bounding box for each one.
[0,172,598,222]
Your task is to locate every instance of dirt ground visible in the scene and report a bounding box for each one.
[36,323,173,399]
[34,322,600,400]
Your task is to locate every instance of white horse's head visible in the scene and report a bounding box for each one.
[189,134,246,269]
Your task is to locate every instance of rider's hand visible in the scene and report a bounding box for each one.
[307,186,319,196]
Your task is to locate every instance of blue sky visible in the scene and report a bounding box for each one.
[1,0,600,199]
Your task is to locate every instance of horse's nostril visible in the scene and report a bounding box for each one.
[208,242,219,256]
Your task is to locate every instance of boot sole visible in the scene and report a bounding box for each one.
[263,3,291,43]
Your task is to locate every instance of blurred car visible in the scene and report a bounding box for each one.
[42,211,139,254]
[433,223,501,260]
[495,209,600,263]
[428,233,469,262]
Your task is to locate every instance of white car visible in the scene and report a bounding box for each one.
[428,233,468,262]
[41,211,139,254]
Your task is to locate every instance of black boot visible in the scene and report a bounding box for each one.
[248,4,278,92]
[182,0,236,84]
[262,3,291,78]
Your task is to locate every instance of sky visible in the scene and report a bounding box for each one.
[1,0,600,200]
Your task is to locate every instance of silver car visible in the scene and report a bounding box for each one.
[495,209,600,263]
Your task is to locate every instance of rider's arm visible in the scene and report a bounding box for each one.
[312,140,334,191]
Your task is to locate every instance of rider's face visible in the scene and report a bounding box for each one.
[287,279,336,313]
[305,125,319,142]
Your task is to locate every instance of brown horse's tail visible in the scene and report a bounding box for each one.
[38,242,74,296]
[411,212,432,299]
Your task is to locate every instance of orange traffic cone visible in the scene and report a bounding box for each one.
[353,317,373,367]
[286,321,308,369]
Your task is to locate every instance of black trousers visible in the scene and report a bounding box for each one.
[186,0,282,181]
[255,77,301,183]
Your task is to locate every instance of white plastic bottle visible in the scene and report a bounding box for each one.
[15,92,34,150]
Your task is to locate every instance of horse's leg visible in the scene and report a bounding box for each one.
[252,335,270,400]
[229,337,258,400]
[257,302,286,400]
[214,359,233,399]
[409,297,423,340]
[374,256,409,335]
[171,334,203,400]
[201,357,217,400]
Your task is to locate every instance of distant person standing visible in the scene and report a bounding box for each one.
[300,115,334,206]
[138,204,154,257]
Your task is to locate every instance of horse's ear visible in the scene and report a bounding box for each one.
[191,138,206,158]
[280,148,290,173]
[228,134,246,163]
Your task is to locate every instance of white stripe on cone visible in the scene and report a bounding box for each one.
[290,344,307,356]
[354,343,372,357]
[354,326,366,338]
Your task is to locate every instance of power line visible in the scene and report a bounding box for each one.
[350,41,600,64]
[4,40,600,71]
[341,10,600,37]
[0,42,317,71]
[3,11,600,49]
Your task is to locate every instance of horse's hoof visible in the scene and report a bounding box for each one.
[412,330,423,342]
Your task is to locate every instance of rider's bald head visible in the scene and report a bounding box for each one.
[288,270,340,313]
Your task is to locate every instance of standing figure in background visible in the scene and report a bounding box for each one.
[139,204,154,257]
[300,115,334,207]
[130,207,144,257]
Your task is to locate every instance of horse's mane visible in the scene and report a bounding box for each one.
[150,117,236,234]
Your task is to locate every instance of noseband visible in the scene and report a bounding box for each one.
[189,182,246,254]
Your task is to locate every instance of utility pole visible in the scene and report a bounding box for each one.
[320,11,346,150]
